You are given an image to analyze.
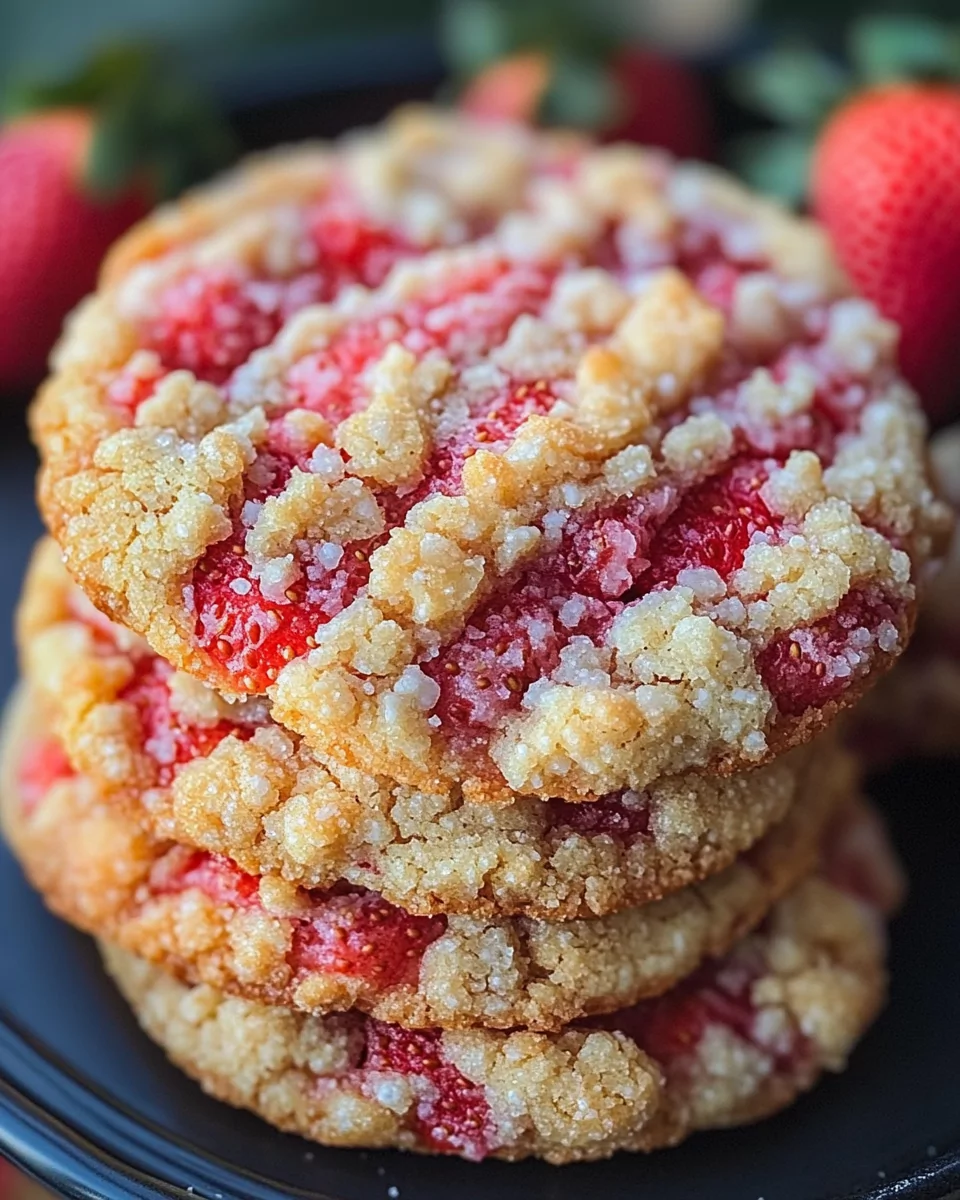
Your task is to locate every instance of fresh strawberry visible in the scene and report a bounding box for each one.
[812,86,960,419]
[607,49,713,160]
[0,45,233,389]
[460,46,712,160]
[0,110,147,387]
[446,0,712,159]
[460,52,551,123]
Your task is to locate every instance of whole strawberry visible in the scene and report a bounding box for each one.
[0,45,234,390]
[813,86,960,420]
[0,111,146,387]
[446,0,712,160]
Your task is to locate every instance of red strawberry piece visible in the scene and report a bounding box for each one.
[307,202,413,291]
[639,457,777,590]
[758,588,902,718]
[17,737,74,815]
[118,655,256,785]
[545,790,651,841]
[149,848,261,907]
[813,85,960,421]
[459,53,552,124]
[290,888,446,989]
[362,1021,496,1159]
[142,207,412,387]
[428,458,776,740]
[597,952,808,1075]
[145,268,291,386]
[0,110,147,388]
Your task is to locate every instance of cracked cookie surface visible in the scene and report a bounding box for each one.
[101,815,900,1163]
[32,108,948,801]
[3,686,854,1031]
[19,537,820,918]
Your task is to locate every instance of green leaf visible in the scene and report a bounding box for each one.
[730,46,850,128]
[726,130,814,206]
[84,89,146,198]
[849,15,960,84]
[2,44,153,121]
[541,52,622,130]
[439,0,514,75]
[440,0,617,77]
[3,41,236,201]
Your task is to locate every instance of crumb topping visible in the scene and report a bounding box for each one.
[2,686,854,1033]
[32,106,946,799]
[18,537,827,919]
[100,796,894,1162]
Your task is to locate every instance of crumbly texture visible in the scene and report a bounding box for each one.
[20,538,816,919]
[101,848,895,1163]
[850,423,960,760]
[2,687,852,1031]
[31,107,948,802]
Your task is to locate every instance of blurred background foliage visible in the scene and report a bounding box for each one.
[3,0,960,408]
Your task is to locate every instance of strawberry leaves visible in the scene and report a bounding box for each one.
[2,44,235,202]
[729,16,960,203]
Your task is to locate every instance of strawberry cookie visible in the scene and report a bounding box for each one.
[33,109,947,800]
[3,687,850,1031]
[19,537,819,919]
[101,807,900,1163]
[850,423,960,760]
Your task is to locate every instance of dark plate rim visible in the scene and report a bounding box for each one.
[1,1006,958,1200]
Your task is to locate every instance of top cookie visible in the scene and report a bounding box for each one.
[33,106,948,800]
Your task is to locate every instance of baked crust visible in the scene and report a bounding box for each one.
[30,107,948,801]
[3,686,853,1031]
[101,851,896,1163]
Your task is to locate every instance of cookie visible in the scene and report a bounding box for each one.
[100,811,901,1163]
[32,108,947,802]
[2,686,852,1031]
[850,424,960,761]
[20,537,815,919]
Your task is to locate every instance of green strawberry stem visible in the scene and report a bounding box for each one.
[2,43,236,201]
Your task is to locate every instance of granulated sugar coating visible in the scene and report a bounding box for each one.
[16,537,829,921]
[101,797,900,1162]
[2,684,855,1033]
[32,107,949,801]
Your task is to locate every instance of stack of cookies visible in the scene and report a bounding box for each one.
[3,108,948,1164]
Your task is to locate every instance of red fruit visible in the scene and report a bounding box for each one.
[758,588,901,717]
[641,457,777,590]
[460,53,551,124]
[150,848,261,908]
[119,656,257,784]
[0,110,146,387]
[362,1021,495,1158]
[545,791,651,841]
[17,737,74,815]
[813,86,960,420]
[290,889,446,988]
[608,49,714,160]
[598,952,808,1075]
[145,268,289,385]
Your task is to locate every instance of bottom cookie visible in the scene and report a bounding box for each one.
[102,807,902,1164]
